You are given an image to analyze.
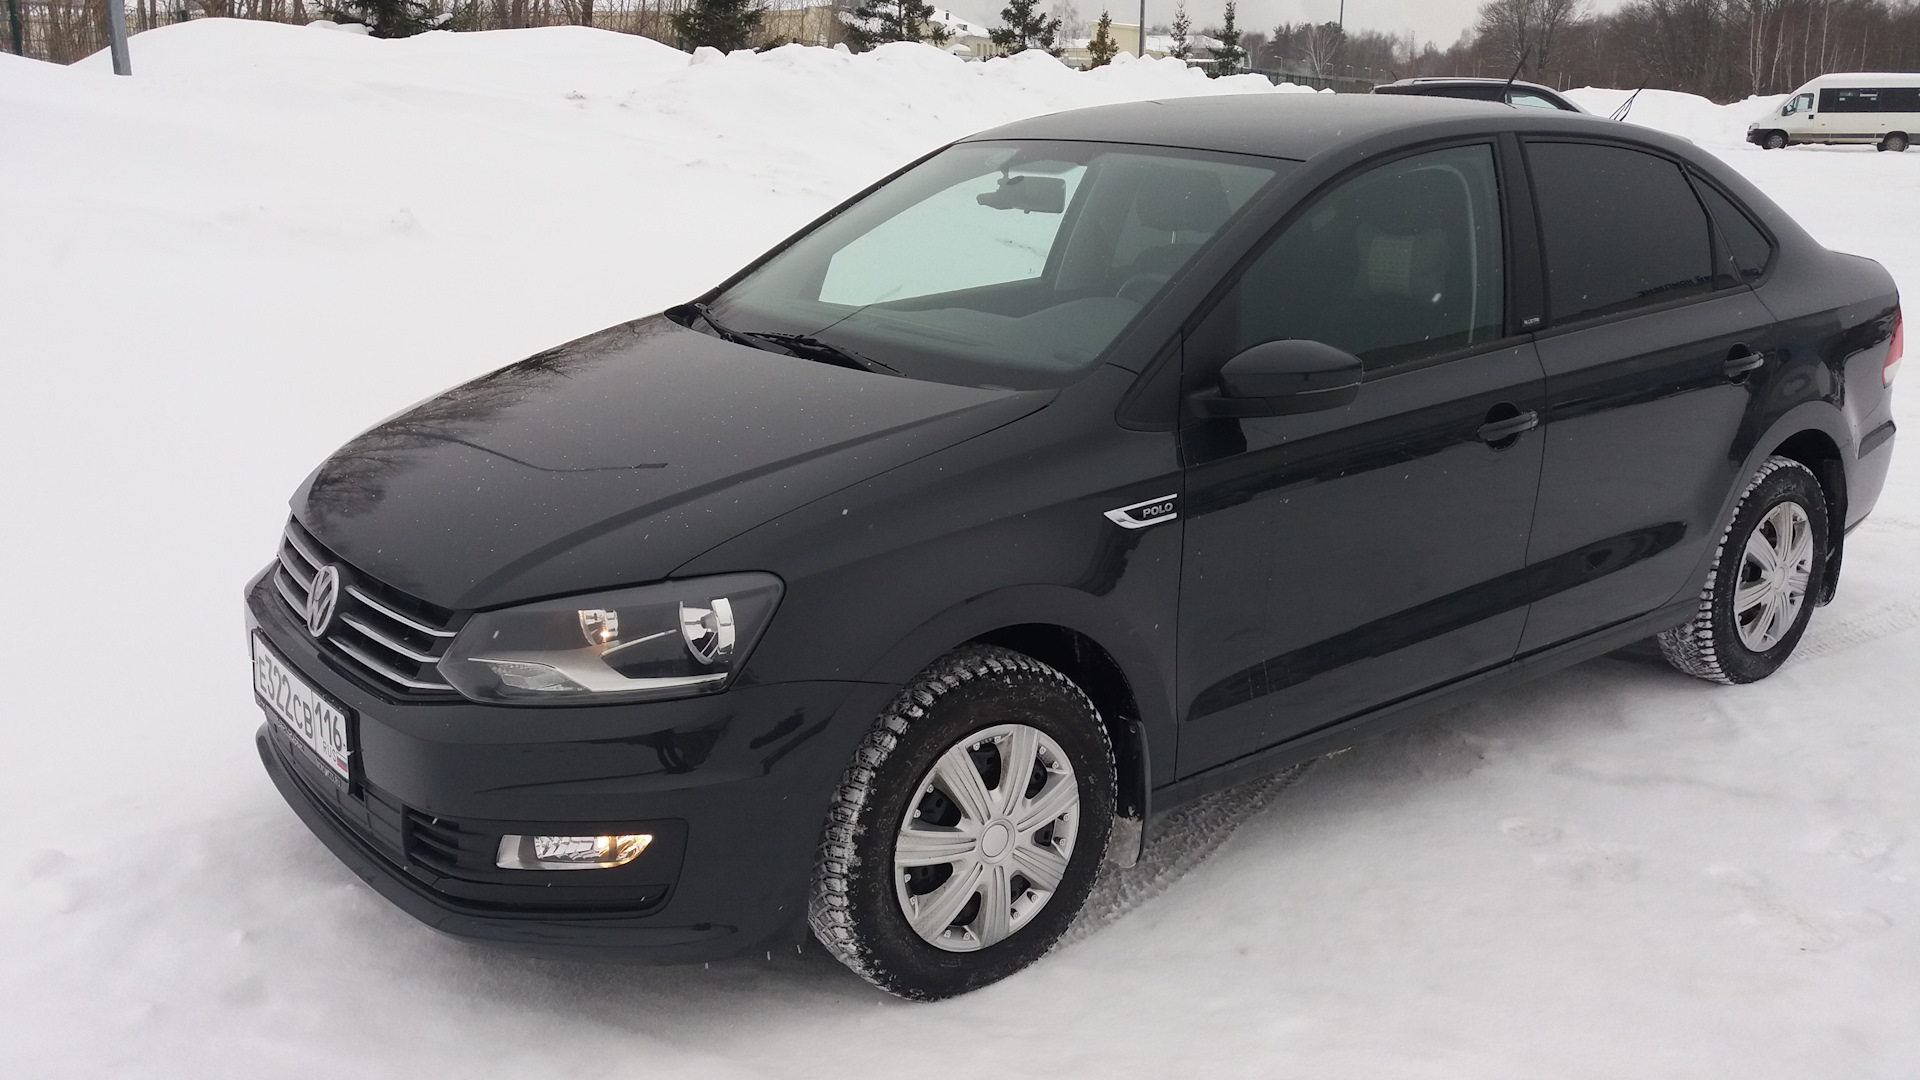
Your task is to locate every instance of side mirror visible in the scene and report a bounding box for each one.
[1199,339,1363,417]
[977,174,1066,214]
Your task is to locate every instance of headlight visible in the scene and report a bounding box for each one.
[438,573,783,705]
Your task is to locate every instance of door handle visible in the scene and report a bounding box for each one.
[1725,345,1766,379]
[1476,409,1540,444]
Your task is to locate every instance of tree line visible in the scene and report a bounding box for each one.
[11,0,1920,101]
[1250,0,1920,102]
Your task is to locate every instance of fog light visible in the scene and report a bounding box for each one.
[496,833,652,870]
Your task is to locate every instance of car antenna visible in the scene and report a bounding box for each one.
[1500,47,1529,102]
[1609,80,1649,123]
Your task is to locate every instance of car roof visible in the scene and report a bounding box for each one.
[963,93,1615,162]
[1794,71,1920,87]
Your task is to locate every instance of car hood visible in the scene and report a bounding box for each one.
[293,316,1052,610]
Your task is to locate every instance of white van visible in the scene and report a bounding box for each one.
[1749,72,1920,151]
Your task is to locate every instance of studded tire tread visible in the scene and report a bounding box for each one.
[807,645,1114,1000]
[1658,455,1827,684]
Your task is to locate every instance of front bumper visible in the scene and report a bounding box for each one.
[247,566,893,963]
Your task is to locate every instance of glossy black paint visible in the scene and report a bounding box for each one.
[253,95,1898,963]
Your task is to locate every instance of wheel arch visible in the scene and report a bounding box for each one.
[852,584,1175,860]
[971,623,1150,828]
[1766,424,1848,603]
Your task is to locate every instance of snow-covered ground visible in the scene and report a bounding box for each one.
[2,23,1916,1078]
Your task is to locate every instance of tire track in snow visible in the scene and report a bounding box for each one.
[1062,763,1312,945]
[1792,593,1920,664]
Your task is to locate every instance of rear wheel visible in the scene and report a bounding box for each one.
[1659,456,1828,684]
[1763,130,1789,150]
[1881,132,1910,153]
[809,646,1115,1000]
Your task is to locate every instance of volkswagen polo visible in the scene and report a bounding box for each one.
[248,94,1902,1000]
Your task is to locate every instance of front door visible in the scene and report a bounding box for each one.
[1516,139,1780,651]
[1175,142,1547,777]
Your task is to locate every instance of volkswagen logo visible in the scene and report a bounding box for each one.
[307,564,342,638]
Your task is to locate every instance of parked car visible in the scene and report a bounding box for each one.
[1749,71,1920,151]
[249,94,1901,1000]
[1372,76,1585,112]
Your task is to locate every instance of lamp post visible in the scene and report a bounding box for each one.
[106,0,131,74]
[1138,0,1145,57]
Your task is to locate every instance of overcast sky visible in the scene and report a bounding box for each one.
[941,0,1629,49]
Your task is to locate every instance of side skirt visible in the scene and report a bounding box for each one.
[1148,599,1698,815]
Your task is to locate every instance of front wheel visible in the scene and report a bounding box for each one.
[809,646,1115,1000]
[1659,456,1828,684]
[1763,130,1789,150]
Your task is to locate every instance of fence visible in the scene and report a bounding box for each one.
[1247,65,1381,93]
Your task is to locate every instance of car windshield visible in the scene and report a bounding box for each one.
[702,140,1288,389]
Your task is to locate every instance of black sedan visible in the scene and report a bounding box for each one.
[248,94,1901,1000]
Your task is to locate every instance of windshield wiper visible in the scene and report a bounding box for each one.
[747,332,900,376]
[687,302,761,349]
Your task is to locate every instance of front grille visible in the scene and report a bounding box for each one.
[273,518,462,696]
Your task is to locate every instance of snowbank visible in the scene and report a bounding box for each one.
[1564,85,1791,147]
[3,21,1918,1079]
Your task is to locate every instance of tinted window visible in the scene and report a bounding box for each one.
[1821,88,1883,112]
[1884,87,1920,112]
[1214,144,1505,372]
[1529,142,1713,323]
[1691,177,1773,284]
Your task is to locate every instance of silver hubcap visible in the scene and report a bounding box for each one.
[1735,500,1814,652]
[893,724,1080,952]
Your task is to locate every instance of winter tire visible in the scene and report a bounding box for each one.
[1763,130,1788,150]
[1658,456,1829,684]
[809,646,1115,1000]
[1881,132,1910,153]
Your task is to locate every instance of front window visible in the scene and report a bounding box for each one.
[1783,93,1813,116]
[704,141,1286,389]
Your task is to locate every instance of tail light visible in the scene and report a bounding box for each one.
[1887,309,1903,386]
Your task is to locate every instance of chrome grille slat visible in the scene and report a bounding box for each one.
[346,585,457,639]
[283,526,326,573]
[271,518,461,696]
[273,568,310,614]
[339,612,439,664]
[331,637,457,692]
[277,544,314,588]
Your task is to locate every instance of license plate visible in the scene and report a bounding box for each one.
[252,633,351,781]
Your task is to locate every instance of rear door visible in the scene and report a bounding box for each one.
[1175,141,1547,776]
[1517,139,1780,652]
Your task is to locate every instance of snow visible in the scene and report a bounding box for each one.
[3,21,1917,1077]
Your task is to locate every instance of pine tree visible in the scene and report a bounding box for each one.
[989,0,1063,56]
[673,0,767,51]
[1206,0,1244,77]
[843,0,951,51]
[1168,0,1191,60]
[319,0,445,38]
[1086,9,1119,67]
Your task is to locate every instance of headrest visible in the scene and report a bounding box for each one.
[1133,165,1232,234]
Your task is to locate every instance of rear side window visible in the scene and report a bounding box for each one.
[1528,141,1713,324]
[1691,177,1773,284]
[1508,90,1564,111]
[1883,87,1920,112]
[1821,87,1889,112]
[1212,143,1506,372]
